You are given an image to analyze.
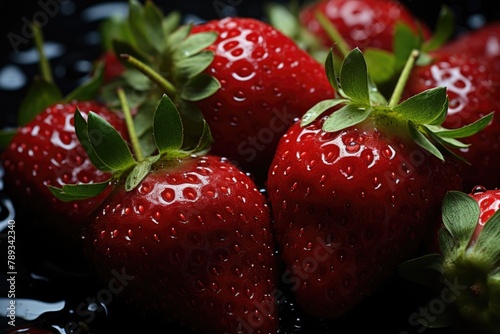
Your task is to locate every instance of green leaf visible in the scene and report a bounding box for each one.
[190,120,213,155]
[433,112,494,139]
[153,94,184,154]
[322,104,372,133]
[125,155,159,191]
[173,51,215,83]
[393,87,448,124]
[408,121,443,160]
[0,129,16,148]
[393,22,422,70]
[324,49,339,92]
[143,0,165,49]
[265,2,299,38]
[128,0,157,55]
[363,48,396,84]
[423,5,455,52]
[165,24,192,52]
[63,62,105,103]
[441,191,479,244]
[398,254,444,290]
[340,48,370,104]
[133,100,156,137]
[48,180,110,202]
[162,11,182,36]
[173,32,219,60]
[180,73,221,102]
[18,77,62,126]
[99,15,133,51]
[471,209,500,267]
[74,109,112,172]
[87,112,136,170]
[301,99,348,127]
[122,69,153,91]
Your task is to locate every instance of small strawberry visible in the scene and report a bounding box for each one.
[0,25,127,246]
[266,48,492,319]
[51,92,279,334]
[404,50,500,191]
[399,188,500,334]
[99,50,125,83]
[299,0,431,52]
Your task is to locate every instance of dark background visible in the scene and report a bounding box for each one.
[0,1,499,333]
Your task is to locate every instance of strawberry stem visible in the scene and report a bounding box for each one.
[120,54,177,98]
[33,23,54,84]
[117,87,144,162]
[314,10,350,57]
[388,49,420,107]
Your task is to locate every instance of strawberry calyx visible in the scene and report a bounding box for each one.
[301,47,494,162]
[49,91,212,201]
[398,190,500,333]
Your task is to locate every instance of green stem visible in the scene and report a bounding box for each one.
[117,87,144,162]
[120,54,177,98]
[33,23,53,84]
[314,11,351,57]
[389,49,420,107]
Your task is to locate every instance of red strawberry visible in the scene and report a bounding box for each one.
[99,50,125,83]
[404,50,500,191]
[1,100,127,245]
[111,11,335,185]
[299,0,431,52]
[399,188,500,333]
[52,94,278,334]
[266,48,490,319]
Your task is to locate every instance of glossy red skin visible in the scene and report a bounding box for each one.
[299,0,431,51]
[404,51,500,191]
[99,50,125,83]
[469,188,500,244]
[1,101,127,245]
[191,17,334,184]
[85,156,278,334]
[267,116,462,319]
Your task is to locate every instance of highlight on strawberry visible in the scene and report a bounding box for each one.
[399,188,500,334]
[266,46,493,319]
[49,90,279,334]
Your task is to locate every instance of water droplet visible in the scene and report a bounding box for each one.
[183,187,197,200]
[233,90,246,102]
[210,282,221,294]
[161,188,175,203]
[346,141,360,153]
[472,185,487,194]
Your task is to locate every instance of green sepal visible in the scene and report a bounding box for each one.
[153,94,184,154]
[18,77,62,126]
[173,50,215,83]
[173,32,219,60]
[422,5,455,52]
[322,104,372,133]
[162,11,182,37]
[470,209,500,268]
[438,227,457,259]
[0,129,17,148]
[125,154,160,191]
[363,48,396,84]
[325,49,339,92]
[74,108,113,172]
[431,112,494,139]
[128,0,157,54]
[426,129,469,165]
[301,99,348,127]
[48,180,111,202]
[165,24,192,53]
[87,112,136,171]
[393,22,423,70]
[398,254,444,290]
[340,48,370,104]
[190,119,213,155]
[99,15,133,51]
[63,62,105,103]
[441,191,479,246]
[408,121,443,161]
[393,87,448,125]
[142,0,166,49]
[180,74,221,102]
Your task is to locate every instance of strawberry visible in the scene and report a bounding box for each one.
[298,0,431,52]
[399,188,500,334]
[51,93,279,334]
[1,100,127,245]
[404,50,500,191]
[266,48,492,319]
[103,1,335,184]
[99,50,125,83]
[0,25,126,246]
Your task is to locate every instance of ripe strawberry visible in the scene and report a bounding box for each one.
[299,0,431,52]
[99,50,125,83]
[266,48,491,318]
[399,188,500,333]
[51,94,278,334]
[404,50,500,191]
[1,100,127,245]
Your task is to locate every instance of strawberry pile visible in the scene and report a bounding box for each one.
[1,1,500,333]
